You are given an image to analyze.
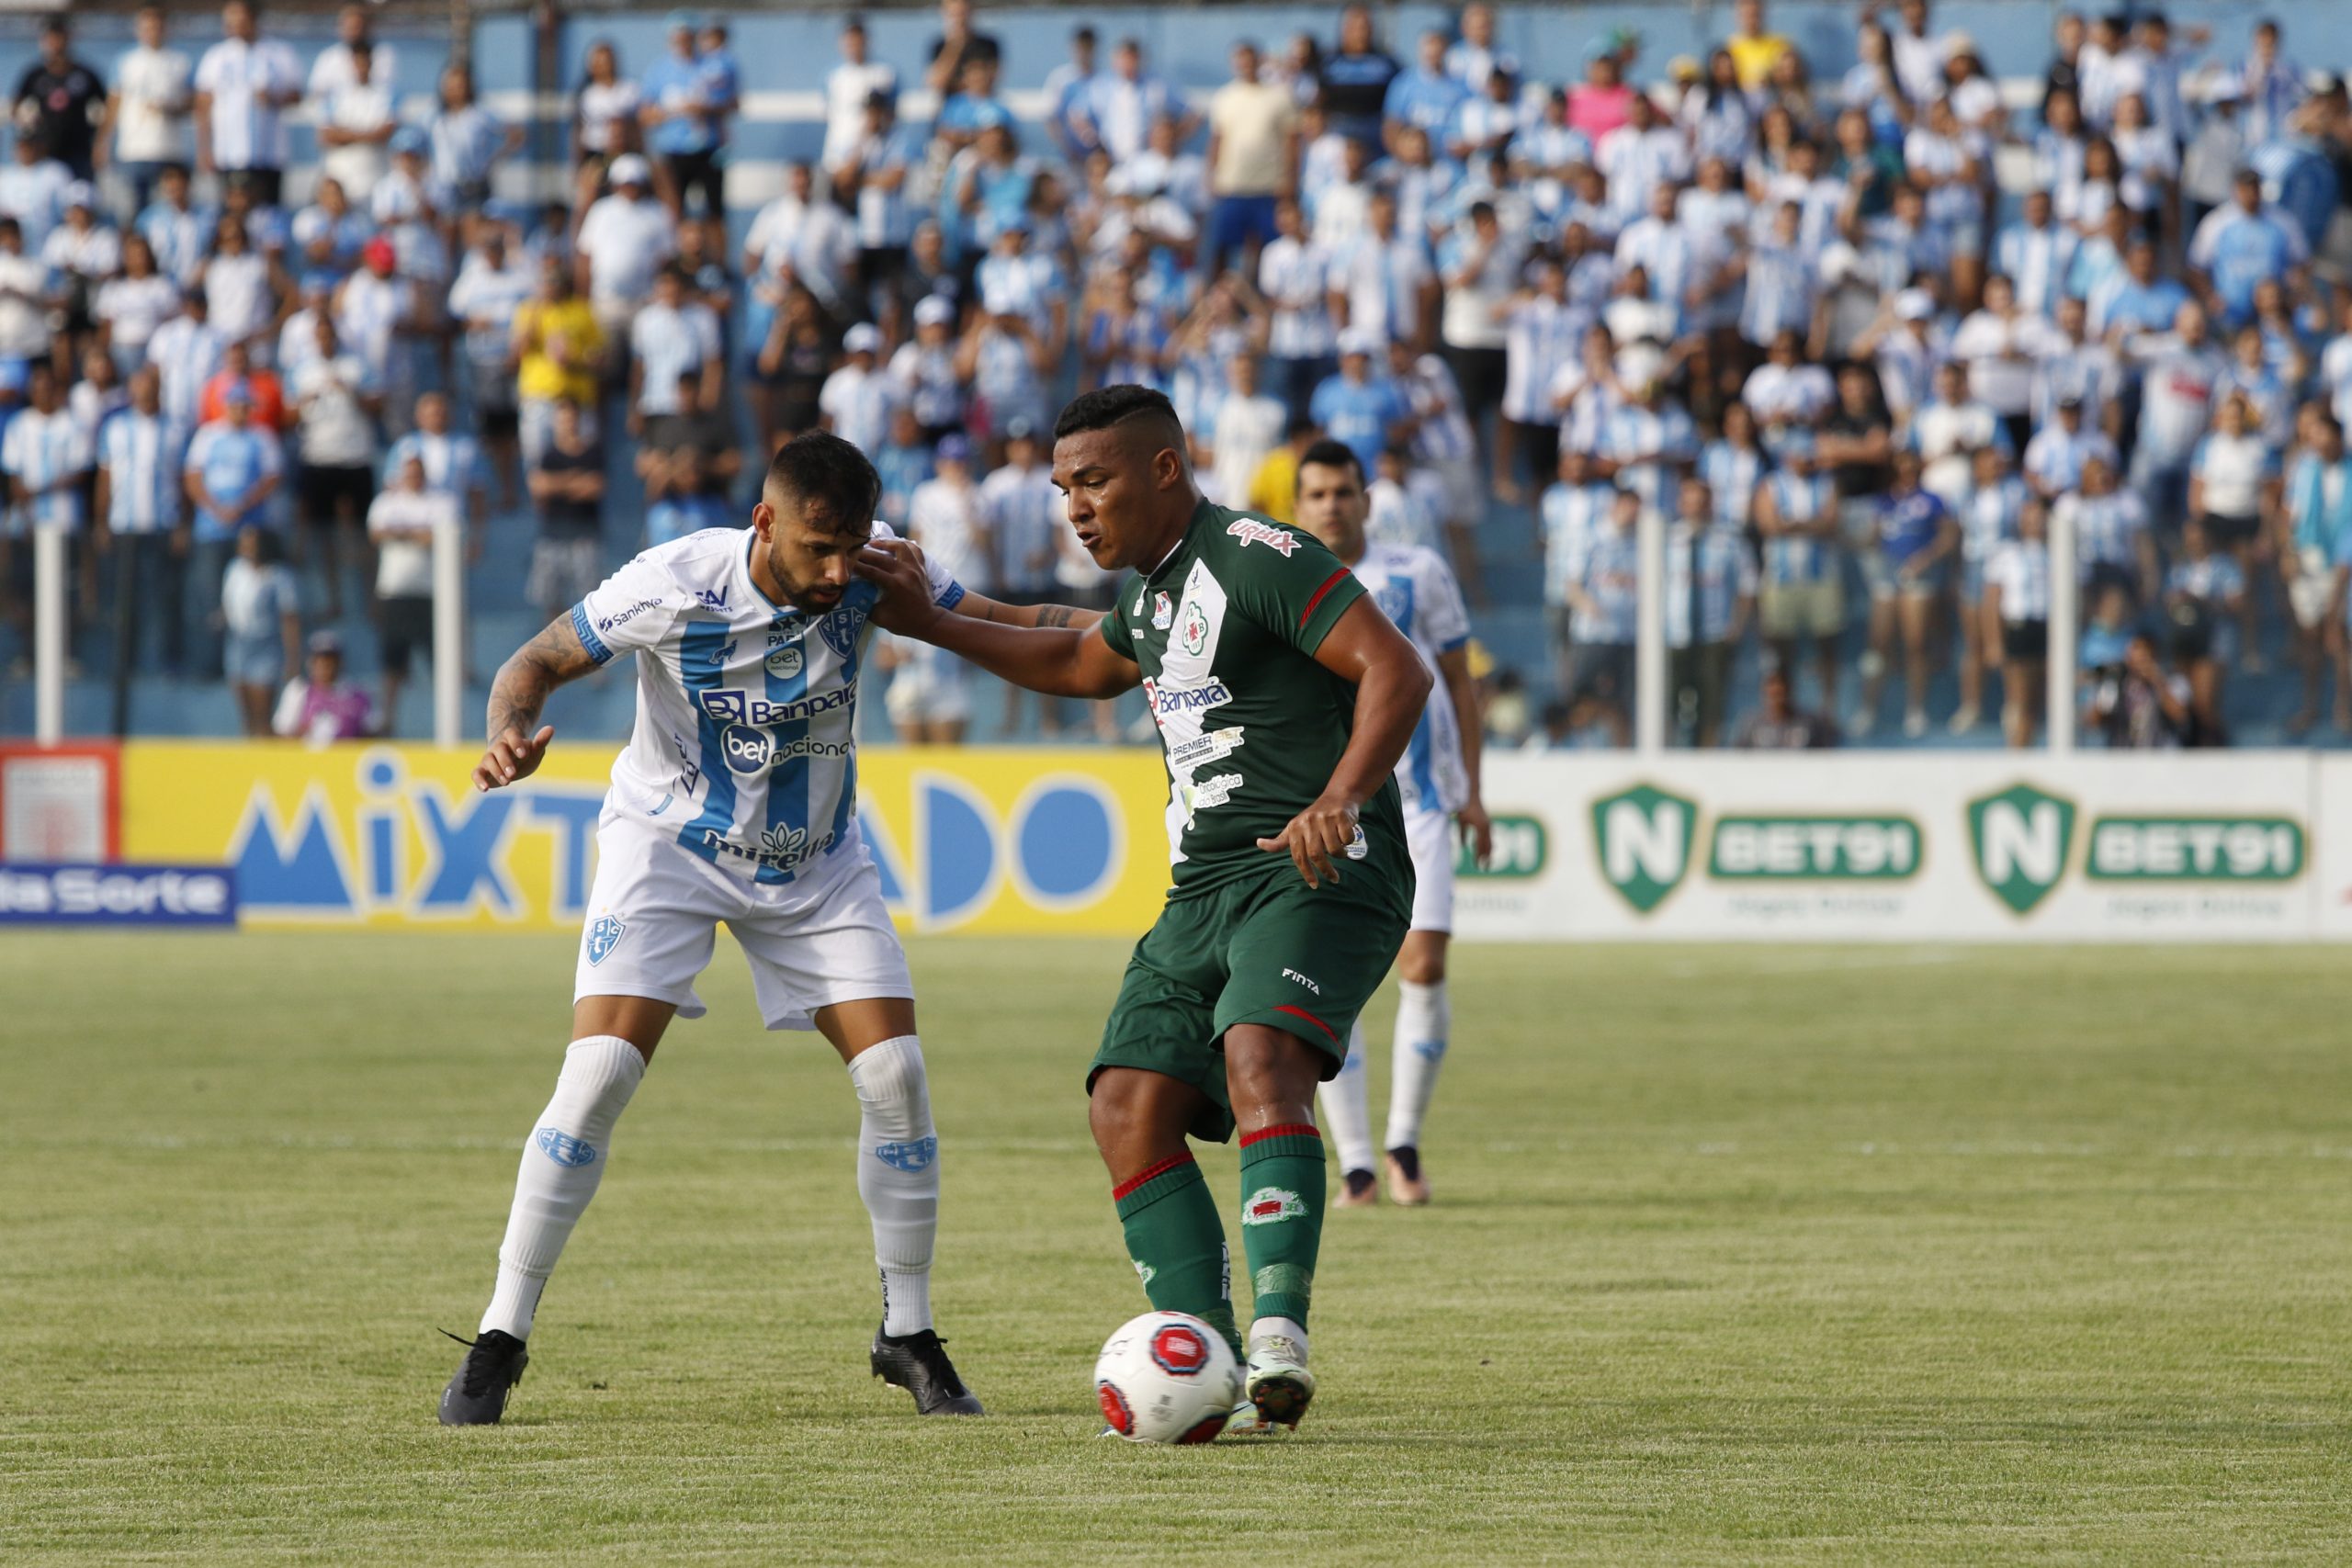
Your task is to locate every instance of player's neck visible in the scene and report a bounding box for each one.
[1139,490,1205,575]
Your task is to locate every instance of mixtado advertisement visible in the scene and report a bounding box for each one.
[6,742,2352,940]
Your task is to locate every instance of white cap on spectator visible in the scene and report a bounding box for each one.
[1818,243,1861,285]
[1894,288,1937,321]
[1941,30,1977,62]
[1615,344,1665,389]
[914,295,956,328]
[1337,326,1384,358]
[610,154,652,187]
[61,181,93,211]
[844,322,883,354]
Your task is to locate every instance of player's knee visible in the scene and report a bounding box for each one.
[1088,1070,1182,1175]
[547,1034,646,1135]
[1398,936,1448,986]
[848,1036,932,1139]
[1223,1026,1321,1125]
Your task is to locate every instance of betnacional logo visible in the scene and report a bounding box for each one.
[1589,784,1698,914]
[1968,783,2078,915]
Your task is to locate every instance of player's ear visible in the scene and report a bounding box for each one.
[750,500,775,541]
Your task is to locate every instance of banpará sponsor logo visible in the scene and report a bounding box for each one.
[1140,677,1234,719]
[1458,813,1546,878]
[699,684,854,727]
[2085,817,2304,881]
[1708,816,1921,880]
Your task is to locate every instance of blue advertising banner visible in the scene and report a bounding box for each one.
[0,863,238,926]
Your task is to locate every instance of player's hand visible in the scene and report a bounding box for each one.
[1458,799,1494,869]
[1258,794,1359,889]
[854,537,945,637]
[474,725,554,792]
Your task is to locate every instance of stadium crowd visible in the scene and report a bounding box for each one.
[0,0,2348,749]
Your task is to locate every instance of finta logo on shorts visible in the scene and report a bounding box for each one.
[1281,967,1321,994]
[1226,519,1300,555]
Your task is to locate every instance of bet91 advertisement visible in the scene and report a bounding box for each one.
[1462,751,2340,942]
[113,742,1170,934]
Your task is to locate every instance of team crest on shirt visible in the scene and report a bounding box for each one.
[586,915,626,966]
[1178,599,1209,655]
[816,604,863,660]
[1151,591,1173,630]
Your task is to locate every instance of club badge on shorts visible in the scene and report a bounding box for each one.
[587,914,626,965]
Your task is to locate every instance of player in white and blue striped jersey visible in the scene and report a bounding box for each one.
[439,432,1096,1427]
[1289,439,1487,1210]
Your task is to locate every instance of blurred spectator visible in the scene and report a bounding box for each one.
[820,321,899,457]
[3,361,96,654]
[1317,5,1399,148]
[639,11,729,219]
[429,64,518,218]
[639,367,737,547]
[824,18,899,174]
[1754,434,1842,713]
[193,0,302,207]
[94,232,179,378]
[96,366,187,675]
[288,315,379,618]
[525,397,605,626]
[272,627,373,743]
[1732,662,1839,748]
[630,263,725,436]
[1984,497,2053,748]
[2089,632,2198,747]
[367,451,459,729]
[315,39,393,203]
[572,38,645,214]
[106,6,195,216]
[1562,486,1642,747]
[1859,448,1958,739]
[17,17,106,184]
[575,154,674,342]
[198,341,286,434]
[385,392,489,562]
[219,521,298,735]
[2284,412,2352,734]
[513,256,605,465]
[1204,42,1295,281]
[447,226,533,507]
[148,286,221,433]
[1663,475,1756,747]
[182,381,281,677]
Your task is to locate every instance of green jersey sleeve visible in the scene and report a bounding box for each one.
[1098,575,1137,660]
[1217,513,1366,658]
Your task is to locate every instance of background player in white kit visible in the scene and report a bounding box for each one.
[437,432,1094,1425]
[1290,439,1489,1206]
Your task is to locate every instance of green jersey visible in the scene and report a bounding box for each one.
[1101,499,1409,899]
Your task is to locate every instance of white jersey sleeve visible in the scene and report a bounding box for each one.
[1412,547,1472,657]
[572,548,686,664]
[868,517,967,611]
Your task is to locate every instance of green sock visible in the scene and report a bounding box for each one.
[1112,1151,1239,1357]
[1238,1122,1327,1329]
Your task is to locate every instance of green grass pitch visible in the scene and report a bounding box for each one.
[6,934,2352,1562]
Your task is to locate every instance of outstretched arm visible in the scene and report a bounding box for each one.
[475,614,600,791]
[1257,596,1434,887]
[857,540,1137,697]
[950,587,1105,632]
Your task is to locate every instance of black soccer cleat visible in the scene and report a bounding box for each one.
[871,1326,984,1416]
[437,1328,528,1426]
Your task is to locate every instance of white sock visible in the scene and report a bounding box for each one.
[1248,1314,1309,1361]
[480,1034,646,1340]
[1317,1017,1378,1176]
[1385,978,1450,1153]
[848,1035,937,1337]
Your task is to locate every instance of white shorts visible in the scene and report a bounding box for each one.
[574,811,911,1032]
[1436,458,1482,527]
[1404,803,1456,934]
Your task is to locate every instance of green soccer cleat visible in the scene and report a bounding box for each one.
[1242,1327,1315,1432]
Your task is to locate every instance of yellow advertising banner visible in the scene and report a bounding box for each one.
[118,742,1173,934]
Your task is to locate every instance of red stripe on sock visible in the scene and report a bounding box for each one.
[1111,1149,1198,1201]
[1239,1122,1324,1148]
[1296,569,1350,628]
[1272,1003,1340,1045]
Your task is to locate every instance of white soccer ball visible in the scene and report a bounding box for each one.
[1092,1311,1240,1444]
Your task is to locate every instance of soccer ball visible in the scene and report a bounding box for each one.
[1093,1311,1240,1444]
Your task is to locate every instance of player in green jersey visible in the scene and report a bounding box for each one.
[857,385,1431,1433]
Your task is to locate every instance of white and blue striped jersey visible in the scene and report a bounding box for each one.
[1,408,92,534]
[1354,541,1471,818]
[571,523,963,885]
[98,412,186,534]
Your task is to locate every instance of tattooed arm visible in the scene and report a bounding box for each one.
[948,589,1105,632]
[474,614,603,792]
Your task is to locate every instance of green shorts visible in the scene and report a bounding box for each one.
[1091,863,1412,1142]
